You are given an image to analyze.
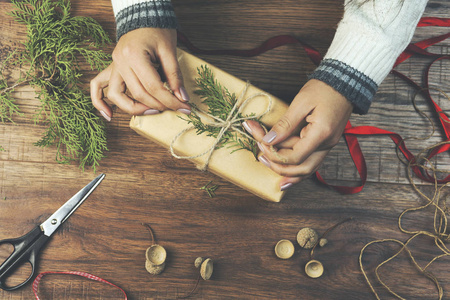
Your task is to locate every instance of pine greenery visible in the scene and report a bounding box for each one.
[183,65,260,159]
[0,0,112,170]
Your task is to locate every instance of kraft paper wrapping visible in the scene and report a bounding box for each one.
[130,49,289,202]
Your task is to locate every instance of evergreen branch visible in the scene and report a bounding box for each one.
[200,181,219,198]
[1,0,112,170]
[183,65,261,159]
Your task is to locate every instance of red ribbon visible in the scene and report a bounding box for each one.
[178,16,450,194]
[32,271,127,300]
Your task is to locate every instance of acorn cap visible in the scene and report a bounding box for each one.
[305,260,324,278]
[296,228,319,249]
[194,257,204,268]
[274,239,295,259]
[145,260,165,275]
[145,244,167,265]
[319,238,328,247]
[200,258,213,280]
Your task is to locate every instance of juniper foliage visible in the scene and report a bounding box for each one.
[183,65,261,159]
[0,0,112,170]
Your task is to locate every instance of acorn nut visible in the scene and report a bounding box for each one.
[297,228,319,249]
[145,244,167,275]
[200,258,213,280]
[275,239,295,259]
[319,238,328,247]
[194,257,204,268]
[145,260,166,275]
[146,244,167,265]
[305,260,324,278]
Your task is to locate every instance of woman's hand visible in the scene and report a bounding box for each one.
[243,79,353,191]
[90,28,191,121]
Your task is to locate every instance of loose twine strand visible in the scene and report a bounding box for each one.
[359,88,450,300]
[170,82,272,171]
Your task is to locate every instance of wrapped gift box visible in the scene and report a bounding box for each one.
[130,49,289,202]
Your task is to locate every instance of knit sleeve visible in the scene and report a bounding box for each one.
[111,0,178,41]
[309,0,428,114]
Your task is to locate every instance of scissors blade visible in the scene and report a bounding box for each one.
[40,173,105,237]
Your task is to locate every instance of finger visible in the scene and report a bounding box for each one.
[260,121,332,165]
[159,50,190,102]
[259,148,330,178]
[244,120,300,153]
[242,120,266,139]
[261,95,311,145]
[131,55,191,112]
[115,64,167,112]
[107,67,154,115]
[90,64,113,121]
[280,176,304,191]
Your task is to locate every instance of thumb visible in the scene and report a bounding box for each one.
[160,53,190,102]
[262,102,310,145]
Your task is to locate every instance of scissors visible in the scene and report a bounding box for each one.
[0,173,105,291]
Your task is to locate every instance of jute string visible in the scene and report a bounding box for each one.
[359,88,450,299]
[170,82,272,170]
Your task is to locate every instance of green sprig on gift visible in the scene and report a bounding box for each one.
[183,65,261,159]
[0,0,111,170]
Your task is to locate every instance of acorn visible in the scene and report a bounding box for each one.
[145,260,165,275]
[319,238,328,247]
[146,244,167,266]
[200,258,213,280]
[296,228,319,249]
[145,244,167,275]
[274,239,295,259]
[194,257,204,268]
[305,260,324,278]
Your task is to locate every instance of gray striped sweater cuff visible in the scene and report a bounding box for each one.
[115,1,178,40]
[309,59,378,115]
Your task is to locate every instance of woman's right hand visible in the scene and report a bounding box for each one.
[90,27,191,121]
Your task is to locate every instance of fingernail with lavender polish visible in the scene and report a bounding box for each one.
[178,108,191,115]
[263,131,277,143]
[143,109,160,115]
[100,110,111,122]
[180,87,190,102]
[242,121,252,134]
[257,142,265,153]
[258,155,271,168]
[280,182,293,191]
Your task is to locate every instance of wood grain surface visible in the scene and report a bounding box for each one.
[0,0,449,299]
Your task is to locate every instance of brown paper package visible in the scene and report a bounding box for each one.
[130,49,289,202]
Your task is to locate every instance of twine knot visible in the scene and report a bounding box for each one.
[170,82,272,171]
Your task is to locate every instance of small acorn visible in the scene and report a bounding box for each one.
[145,244,167,275]
[274,239,295,259]
[194,257,204,268]
[142,223,167,275]
[319,238,328,247]
[200,258,213,280]
[145,260,165,275]
[146,244,167,266]
[296,228,319,249]
[305,260,324,278]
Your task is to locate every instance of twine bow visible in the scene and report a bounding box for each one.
[170,82,272,171]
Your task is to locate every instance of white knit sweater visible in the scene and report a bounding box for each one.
[310,0,428,113]
[110,0,429,114]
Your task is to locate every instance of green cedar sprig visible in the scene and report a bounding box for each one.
[0,0,112,170]
[183,65,260,159]
[200,180,219,198]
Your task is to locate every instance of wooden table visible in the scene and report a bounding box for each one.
[0,0,449,299]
